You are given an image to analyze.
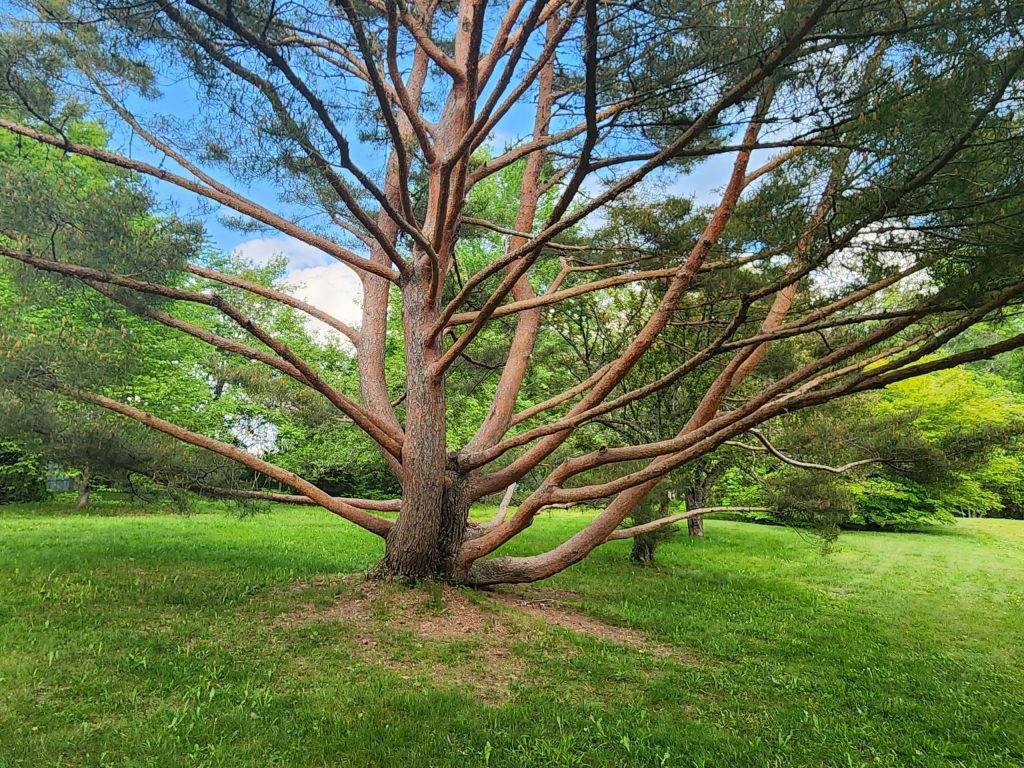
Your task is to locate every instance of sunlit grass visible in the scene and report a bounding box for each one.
[0,499,1021,767]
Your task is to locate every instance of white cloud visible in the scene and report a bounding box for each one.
[232,236,365,343]
[286,262,364,341]
[233,236,333,270]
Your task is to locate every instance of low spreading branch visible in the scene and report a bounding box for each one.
[57,385,393,537]
[726,429,882,474]
[604,507,773,540]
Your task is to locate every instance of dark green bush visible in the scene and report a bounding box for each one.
[0,442,48,503]
[847,477,956,529]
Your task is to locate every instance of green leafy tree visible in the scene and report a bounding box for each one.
[0,441,47,503]
[0,122,315,506]
[720,363,1024,530]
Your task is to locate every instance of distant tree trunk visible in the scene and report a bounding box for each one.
[631,496,670,564]
[75,467,92,510]
[686,487,709,538]
[629,531,657,564]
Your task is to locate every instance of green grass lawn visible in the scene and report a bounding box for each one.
[1,501,1022,767]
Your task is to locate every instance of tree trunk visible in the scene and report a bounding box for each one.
[376,265,467,581]
[630,533,657,564]
[380,468,469,581]
[630,495,670,564]
[75,468,92,510]
[686,488,708,538]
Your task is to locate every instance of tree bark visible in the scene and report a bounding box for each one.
[630,495,670,564]
[629,532,657,564]
[685,488,708,538]
[377,266,466,581]
[75,467,92,510]
[379,467,469,581]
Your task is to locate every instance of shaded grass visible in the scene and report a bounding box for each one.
[0,499,1022,767]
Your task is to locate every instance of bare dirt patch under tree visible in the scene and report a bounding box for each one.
[271,576,689,698]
